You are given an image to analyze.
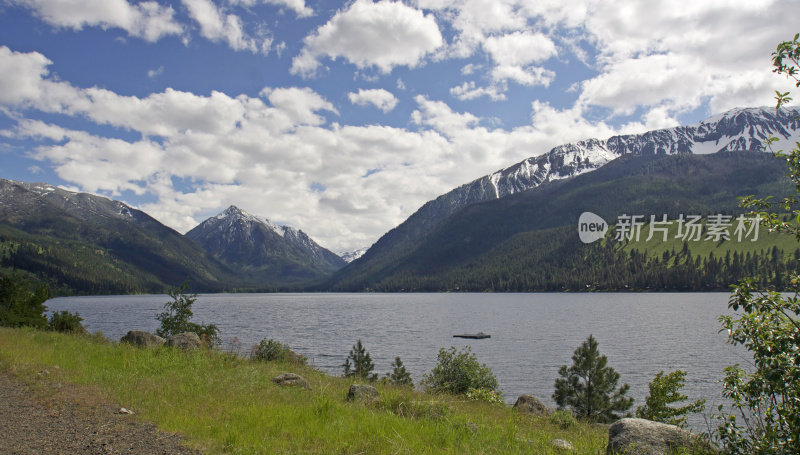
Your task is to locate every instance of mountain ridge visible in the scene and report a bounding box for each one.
[332,106,800,288]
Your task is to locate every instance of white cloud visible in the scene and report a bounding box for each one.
[449,81,506,101]
[12,0,183,42]
[347,88,398,113]
[182,0,272,53]
[147,66,164,79]
[291,0,443,77]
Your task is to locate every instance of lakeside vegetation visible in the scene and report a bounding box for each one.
[0,327,608,454]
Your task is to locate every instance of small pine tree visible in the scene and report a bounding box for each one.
[636,370,705,427]
[156,283,220,346]
[553,334,633,423]
[343,339,377,381]
[386,356,413,387]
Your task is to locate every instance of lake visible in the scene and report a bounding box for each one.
[46,292,746,429]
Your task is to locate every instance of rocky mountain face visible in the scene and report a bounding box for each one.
[332,106,800,286]
[339,247,368,263]
[186,206,345,278]
[0,180,156,229]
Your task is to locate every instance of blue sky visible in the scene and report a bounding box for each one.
[0,0,797,252]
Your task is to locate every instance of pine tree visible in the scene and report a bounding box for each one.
[343,339,377,381]
[636,370,705,427]
[386,356,413,387]
[553,334,633,422]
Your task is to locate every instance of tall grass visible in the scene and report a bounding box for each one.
[0,327,607,454]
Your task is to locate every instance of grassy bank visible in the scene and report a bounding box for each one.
[0,327,607,454]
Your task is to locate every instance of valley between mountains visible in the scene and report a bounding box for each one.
[2,106,800,294]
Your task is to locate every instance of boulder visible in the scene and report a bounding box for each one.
[272,373,311,389]
[551,439,574,452]
[166,332,201,350]
[606,418,711,455]
[346,384,379,403]
[120,330,166,348]
[513,394,549,416]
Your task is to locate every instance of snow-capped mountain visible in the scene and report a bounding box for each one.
[338,106,800,276]
[339,247,368,263]
[186,205,345,276]
[419,107,800,229]
[0,178,154,227]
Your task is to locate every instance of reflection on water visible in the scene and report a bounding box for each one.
[47,292,746,431]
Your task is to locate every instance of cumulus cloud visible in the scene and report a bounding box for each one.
[481,31,556,86]
[291,0,443,77]
[347,89,398,113]
[12,0,183,42]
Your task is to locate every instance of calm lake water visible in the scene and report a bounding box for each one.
[46,292,747,429]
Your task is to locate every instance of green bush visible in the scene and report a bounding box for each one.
[251,338,306,365]
[48,310,86,334]
[550,409,577,429]
[421,346,499,396]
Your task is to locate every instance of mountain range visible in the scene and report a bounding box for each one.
[2,106,799,294]
[0,181,343,294]
[325,106,800,291]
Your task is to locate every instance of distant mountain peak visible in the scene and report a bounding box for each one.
[187,205,345,277]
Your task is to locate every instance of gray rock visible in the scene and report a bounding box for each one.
[513,394,550,416]
[551,439,574,452]
[346,384,379,403]
[272,373,310,389]
[606,418,711,455]
[166,332,201,350]
[120,331,166,348]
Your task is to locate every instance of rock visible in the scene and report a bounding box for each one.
[272,373,310,389]
[119,407,134,415]
[346,384,379,403]
[513,394,549,416]
[551,439,574,452]
[606,418,711,455]
[166,332,201,350]
[120,331,166,348]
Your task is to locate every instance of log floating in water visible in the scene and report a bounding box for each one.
[452,332,491,339]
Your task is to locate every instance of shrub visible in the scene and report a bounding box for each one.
[48,310,86,334]
[550,409,577,429]
[421,346,499,396]
[636,370,705,427]
[343,339,377,381]
[156,283,220,346]
[251,338,306,364]
[553,334,633,423]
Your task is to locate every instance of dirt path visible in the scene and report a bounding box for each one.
[0,370,201,455]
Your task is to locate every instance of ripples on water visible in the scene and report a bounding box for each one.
[47,292,747,431]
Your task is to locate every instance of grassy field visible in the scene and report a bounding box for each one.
[618,218,800,260]
[0,327,608,454]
